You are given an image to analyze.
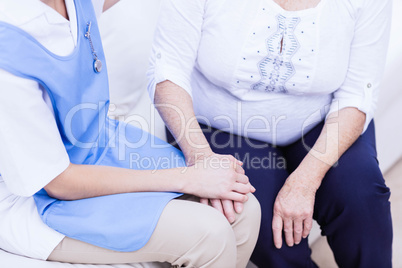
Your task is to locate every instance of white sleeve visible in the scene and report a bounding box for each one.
[326,0,392,133]
[0,70,70,197]
[147,0,206,101]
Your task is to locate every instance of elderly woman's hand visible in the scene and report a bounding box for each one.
[272,169,321,248]
[271,108,366,248]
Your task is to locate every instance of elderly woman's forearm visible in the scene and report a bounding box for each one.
[296,107,366,190]
[154,81,213,164]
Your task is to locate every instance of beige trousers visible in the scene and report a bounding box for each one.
[47,194,261,268]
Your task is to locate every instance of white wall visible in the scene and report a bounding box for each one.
[376,0,402,172]
[99,0,166,141]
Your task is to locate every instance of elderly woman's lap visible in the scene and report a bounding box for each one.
[195,121,392,267]
[286,120,392,267]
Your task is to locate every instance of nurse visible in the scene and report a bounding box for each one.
[0,0,260,267]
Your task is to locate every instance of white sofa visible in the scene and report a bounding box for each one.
[2,0,401,267]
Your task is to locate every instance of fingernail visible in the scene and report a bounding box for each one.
[237,160,243,165]
[275,244,281,249]
[229,217,235,223]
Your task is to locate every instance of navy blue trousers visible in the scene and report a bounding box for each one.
[167,121,392,268]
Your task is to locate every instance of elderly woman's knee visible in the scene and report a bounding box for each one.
[321,158,390,219]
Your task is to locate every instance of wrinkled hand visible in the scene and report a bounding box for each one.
[272,170,318,248]
[190,153,254,223]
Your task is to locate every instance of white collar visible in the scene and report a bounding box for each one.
[0,0,48,26]
[0,0,77,26]
[0,0,78,45]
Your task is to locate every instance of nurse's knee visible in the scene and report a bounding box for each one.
[241,194,261,221]
[194,207,237,267]
[235,194,261,240]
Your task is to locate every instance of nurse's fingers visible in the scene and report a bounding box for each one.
[235,173,255,192]
[293,219,303,245]
[272,213,283,249]
[200,198,209,206]
[233,182,252,194]
[223,154,243,167]
[210,199,224,214]
[234,201,244,214]
[248,183,256,193]
[284,218,294,247]
[225,192,249,203]
[235,163,245,175]
[236,173,249,184]
[222,199,236,223]
[216,154,238,169]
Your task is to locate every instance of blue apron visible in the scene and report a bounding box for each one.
[0,0,184,251]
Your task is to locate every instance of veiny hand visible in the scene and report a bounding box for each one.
[272,170,318,248]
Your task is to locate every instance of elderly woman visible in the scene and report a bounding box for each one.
[148,0,393,267]
[0,0,261,267]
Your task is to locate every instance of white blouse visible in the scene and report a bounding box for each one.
[148,0,392,145]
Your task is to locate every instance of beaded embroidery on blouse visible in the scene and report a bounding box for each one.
[252,14,300,93]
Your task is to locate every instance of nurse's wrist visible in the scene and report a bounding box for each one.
[172,167,190,193]
[177,165,202,195]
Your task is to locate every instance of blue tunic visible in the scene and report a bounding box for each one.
[0,0,184,251]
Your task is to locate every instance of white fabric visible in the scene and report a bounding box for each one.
[148,0,392,146]
[99,0,166,141]
[0,0,103,260]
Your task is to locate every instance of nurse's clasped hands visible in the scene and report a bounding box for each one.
[183,154,256,204]
[192,152,249,223]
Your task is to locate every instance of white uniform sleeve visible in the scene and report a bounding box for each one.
[326,0,392,133]
[0,70,70,197]
[147,0,206,101]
